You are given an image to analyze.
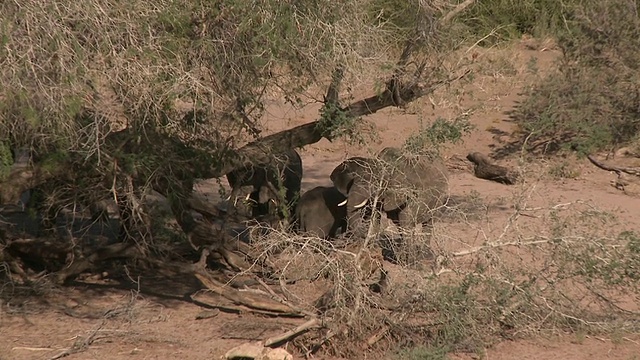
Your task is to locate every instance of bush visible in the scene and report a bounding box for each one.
[457,0,574,43]
[510,0,640,155]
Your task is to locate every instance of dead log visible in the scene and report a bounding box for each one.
[264,318,321,347]
[466,152,519,185]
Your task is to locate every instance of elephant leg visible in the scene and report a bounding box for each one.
[397,208,417,231]
[254,189,273,218]
[396,207,437,263]
[346,207,370,238]
[259,182,287,220]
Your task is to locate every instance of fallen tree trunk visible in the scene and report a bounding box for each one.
[466,152,519,185]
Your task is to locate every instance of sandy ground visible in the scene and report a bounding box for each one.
[2,39,640,360]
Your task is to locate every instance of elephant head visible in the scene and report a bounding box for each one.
[330,157,389,235]
[225,185,257,218]
[330,157,377,209]
[225,148,303,222]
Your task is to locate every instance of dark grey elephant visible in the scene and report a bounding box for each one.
[226,148,303,221]
[294,186,348,239]
[329,147,449,235]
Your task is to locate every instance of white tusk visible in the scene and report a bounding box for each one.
[245,193,251,201]
[225,195,231,201]
[353,199,368,209]
[270,199,276,204]
[337,199,348,207]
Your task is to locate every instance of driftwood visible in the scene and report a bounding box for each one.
[466,152,519,185]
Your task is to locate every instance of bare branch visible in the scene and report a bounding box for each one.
[587,154,640,177]
[264,318,321,347]
[439,0,477,25]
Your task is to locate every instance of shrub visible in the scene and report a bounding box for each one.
[511,0,640,155]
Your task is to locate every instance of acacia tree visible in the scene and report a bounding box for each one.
[0,0,474,280]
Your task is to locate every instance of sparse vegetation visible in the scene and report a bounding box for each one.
[458,0,575,43]
[511,0,640,155]
[548,160,582,179]
[404,115,475,154]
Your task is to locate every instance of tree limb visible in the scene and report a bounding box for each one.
[439,0,477,25]
[264,318,321,347]
[587,154,640,177]
[213,70,469,179]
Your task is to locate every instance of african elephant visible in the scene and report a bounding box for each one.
[330,147,449,235]
[226,148,303,221]
[294,186,348,239]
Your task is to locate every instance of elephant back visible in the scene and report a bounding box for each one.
[378,147,449,212]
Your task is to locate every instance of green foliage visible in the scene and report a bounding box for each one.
[403,115,475,154]
[0,141,12,181]
[457,0,573,43]
[0,0,420,229]
[397,345,450,360]
[566,231,640,286]
[511,0,640,155]
[317,102,368,145]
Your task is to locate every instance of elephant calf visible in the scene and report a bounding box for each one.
[294,186,348,239]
